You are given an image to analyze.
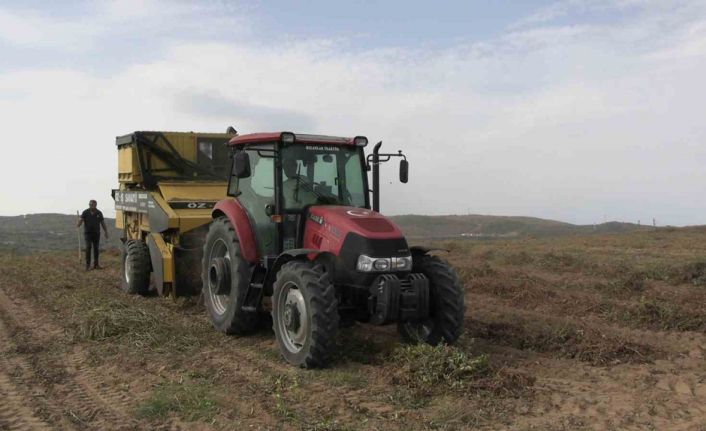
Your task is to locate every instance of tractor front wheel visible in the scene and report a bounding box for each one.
[398,254,465,345]
[121,239,151,296]
[202,217,259,334]
[272,261,339,368]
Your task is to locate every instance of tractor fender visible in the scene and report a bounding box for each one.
[262,249,331,295]
[212,199,259,264]
[410,246,450,256]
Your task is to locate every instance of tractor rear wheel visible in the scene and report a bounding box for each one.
[121,239,151,296]
[202,217,259,334]
[272,261,339,368]
[398,254,465,345]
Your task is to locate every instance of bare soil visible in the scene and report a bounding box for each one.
[1,228,705,430]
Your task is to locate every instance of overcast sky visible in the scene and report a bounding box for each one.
[1,0,705,226]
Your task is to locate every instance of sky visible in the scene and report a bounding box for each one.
[1,0,705,226]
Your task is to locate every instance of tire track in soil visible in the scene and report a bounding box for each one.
[0,278,299,430]
[0,318,53,431]
[203,330,415,427]
[2,265,372,429]
[0,287,139,430]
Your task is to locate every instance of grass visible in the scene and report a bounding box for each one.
[77,301,160,341]
[446,228,706,338]
[3,225,706,429]
[0,252,214,353]
[334,328,392,364]
[389,343,491,390]
[72,298,208,351]
[302,418,348,431]
[320,367,369,389]
[468,317,655,365]
[619,296,706,331]
[671,260,706,285]
[137,377,219,422]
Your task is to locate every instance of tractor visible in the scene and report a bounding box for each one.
[203,131,466,367]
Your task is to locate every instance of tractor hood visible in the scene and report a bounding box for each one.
[308,206,404,239]
[302,206,409,258]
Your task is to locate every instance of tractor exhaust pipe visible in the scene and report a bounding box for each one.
[372,141,381,212]
[368,141,408,213]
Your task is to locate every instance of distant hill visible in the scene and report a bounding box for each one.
[388,214,651,239]
[0,212,655,253]
[0,213,122,253]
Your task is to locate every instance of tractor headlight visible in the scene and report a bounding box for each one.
[392,256,412,271]
[373,258,390,271]
[356,255,375,272]
[353,136,368,147]
[356,255,412,272]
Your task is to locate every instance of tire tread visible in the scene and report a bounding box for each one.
[399,254,465,345]
[273,261,339,368]
[122,239,151,296]
[201,217,259,335]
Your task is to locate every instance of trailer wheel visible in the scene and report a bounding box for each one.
[202,217,259,334]
[121,239,151,296]
[272,261,339,368]
[398,254,465,345]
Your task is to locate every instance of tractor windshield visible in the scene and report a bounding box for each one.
[281,144,367,210]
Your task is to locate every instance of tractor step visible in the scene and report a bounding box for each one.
[242,282,264,312]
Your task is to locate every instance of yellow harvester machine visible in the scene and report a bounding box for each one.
[112,129,236,296]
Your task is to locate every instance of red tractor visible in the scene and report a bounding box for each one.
[203,132,465,367]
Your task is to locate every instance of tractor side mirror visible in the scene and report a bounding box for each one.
[399,159,409,183]
[233,151,251,178]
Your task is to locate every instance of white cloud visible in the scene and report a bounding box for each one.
[97,0,176,21]
[510,1,575,28]
[0,8,98,49]
[1,2,706,225]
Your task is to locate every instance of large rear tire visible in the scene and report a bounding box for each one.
[202,217,259,335]
[272,261,339,368]
[398,254,465,345]
[121,239,151,296]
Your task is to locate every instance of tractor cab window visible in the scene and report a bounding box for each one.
[344,154,366,208]
[230,144,276,256]
[230,146,275,198]
[281,144,366,210]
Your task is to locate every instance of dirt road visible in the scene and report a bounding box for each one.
[1,228,705,430]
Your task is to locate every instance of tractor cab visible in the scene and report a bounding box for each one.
[227,132,372,257]
[204,131,465,368]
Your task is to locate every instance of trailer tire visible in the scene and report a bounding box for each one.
[398,254,465,345]
[121,239,151,296]
[272,261,339,368]
[202,217,259,335]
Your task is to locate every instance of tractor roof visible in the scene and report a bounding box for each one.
[228,132,361,147]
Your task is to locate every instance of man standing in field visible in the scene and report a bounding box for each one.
[77,199,109,271]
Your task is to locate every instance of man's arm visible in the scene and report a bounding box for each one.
[100,220,109,238]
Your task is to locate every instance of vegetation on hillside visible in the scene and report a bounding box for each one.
[0,213,122,252]
[0,213,660,254]
[391,214,652,239]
